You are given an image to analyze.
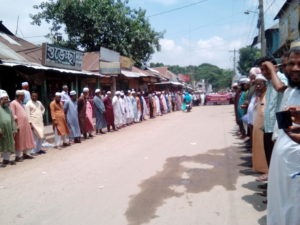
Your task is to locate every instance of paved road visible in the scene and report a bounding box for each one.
[0,105,266,225]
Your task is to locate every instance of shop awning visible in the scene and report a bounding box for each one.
[121,70,146,78]
[0,60,106,77]
[154,81,184,86]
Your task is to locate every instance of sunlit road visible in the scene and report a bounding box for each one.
[0,105,266,225]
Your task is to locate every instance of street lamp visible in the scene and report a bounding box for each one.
[244,4,266,57]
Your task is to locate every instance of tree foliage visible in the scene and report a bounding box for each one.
[150,63,234,91]
[31,0,164,66]
[238,46,261,75]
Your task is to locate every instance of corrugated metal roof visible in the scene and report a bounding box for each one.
[0,59,105,77]
[121,70,142,78]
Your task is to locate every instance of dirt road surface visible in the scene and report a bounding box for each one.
[0,105,266,225]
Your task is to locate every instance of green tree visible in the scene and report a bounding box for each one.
[166,63,233,90]
[31,0,163,66]
[238,46,261,75]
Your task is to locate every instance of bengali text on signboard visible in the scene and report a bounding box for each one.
[42,43,83,71]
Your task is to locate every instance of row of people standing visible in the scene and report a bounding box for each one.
[233,39,300,225]
[0,85,47,167]
[0,84,186,166]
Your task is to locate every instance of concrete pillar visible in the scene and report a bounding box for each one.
[112,76,116,94]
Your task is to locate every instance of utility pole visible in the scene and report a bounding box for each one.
[15,16,19,36]
[258,0,266,56]
[229,49,237,83]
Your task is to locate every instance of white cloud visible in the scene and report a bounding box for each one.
[151,36,244,69]
[1,0,50,44]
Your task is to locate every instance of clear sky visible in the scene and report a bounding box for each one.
[1,0,286,70]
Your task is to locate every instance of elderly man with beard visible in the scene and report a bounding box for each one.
[0,92,17,167]
[64,91,81,143]
[78,88,94,139]
[25,91,46,155]
[267,42,300,225]
[10,90,35,160]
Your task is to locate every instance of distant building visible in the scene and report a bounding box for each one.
[274,0,300,55]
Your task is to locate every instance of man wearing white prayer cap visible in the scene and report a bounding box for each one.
[25,91,46,155]
[49,91,70,149]
[93,88,107,134]
[112,90,124,128]
[64,90,81,143]
[10,89,35,161]
[21,81,31,105]
[103,91,116,132]
[78,87,94,139]
[61,85,71,104]
[0,91,17,166]
[256,56,288,171]
[236,77,250,139]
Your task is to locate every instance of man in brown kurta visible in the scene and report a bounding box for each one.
[78,87,94,139]
[50,92,70,149]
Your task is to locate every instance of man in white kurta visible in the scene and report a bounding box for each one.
[21,82,31,105]
[119,93,127,126]
[112,91,124,128]
[25,92,46,155]
[125,91,134,124]
[61,85,71,105]
[267,47,300,225]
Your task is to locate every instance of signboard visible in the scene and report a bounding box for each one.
[100,47,120,62]
[120,56,134,70]
[42,43,83,71]
[100,61,121,75]
[178,74,191,82]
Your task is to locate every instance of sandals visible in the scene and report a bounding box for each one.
[256,174,268,182]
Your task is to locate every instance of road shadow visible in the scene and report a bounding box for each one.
[125,146,242,225]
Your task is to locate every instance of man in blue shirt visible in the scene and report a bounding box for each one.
[257,56,288,169]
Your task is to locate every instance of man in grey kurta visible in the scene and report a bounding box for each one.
[0,92,17,167]
[64,90,81,143]
[93,89,107,134]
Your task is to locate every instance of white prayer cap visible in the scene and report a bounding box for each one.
[231,82,238,88]
[120,92,125,96]
[0,91,8,99]
[55,92,62,97]
[70,90,77,96]
[127,90,131,93]
[62,85,68,89]
[249,67,261,76]
[290,39,300,49]
[107,91,112,94]
[95,89,101,93]
[83,87,89,92]
[21,82,29,86]
[239,77,250,84]
[131,90,136,94]
[255,74,267,82]
[115,91,121,95]
[16,90,25,95]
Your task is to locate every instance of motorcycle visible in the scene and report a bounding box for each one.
[186,103,192,112]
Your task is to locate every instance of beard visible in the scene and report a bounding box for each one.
[287,76,300,88]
